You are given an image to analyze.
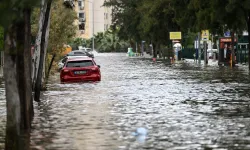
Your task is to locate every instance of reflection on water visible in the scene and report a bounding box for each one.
[1,54,250,149]
[0,79,5,149]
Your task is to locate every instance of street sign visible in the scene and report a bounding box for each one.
[194,40,198,49]
[224,31,230,37]
[201,30,209,41]
[170,32,182,40]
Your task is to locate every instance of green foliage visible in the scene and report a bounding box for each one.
[104,0,179,47]
[96,29,129,52]
[0,0,40,28]
[104,0,250,42]
[69,38,91,49]
[49,0,77,53]
[31,0,77,55]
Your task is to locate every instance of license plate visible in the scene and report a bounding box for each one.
[74,71,86,75]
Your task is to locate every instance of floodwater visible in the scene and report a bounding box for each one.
[1,53,250,150]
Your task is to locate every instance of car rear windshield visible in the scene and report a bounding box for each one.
[66,60,94,67]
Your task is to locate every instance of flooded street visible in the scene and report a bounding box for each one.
[1,53,250,149]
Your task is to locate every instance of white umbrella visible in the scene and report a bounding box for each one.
[173,43,182,48]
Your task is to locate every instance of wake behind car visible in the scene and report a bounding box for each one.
[60,57,101,83]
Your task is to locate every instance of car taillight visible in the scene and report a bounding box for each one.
[63,69,69,73]
[61,69,70,75]
[91,68,99,73]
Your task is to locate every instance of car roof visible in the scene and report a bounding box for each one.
[66,55,89,58]
[67,57,93,61]
[71,50,86,52]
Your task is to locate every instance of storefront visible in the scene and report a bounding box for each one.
[218,37,237,65]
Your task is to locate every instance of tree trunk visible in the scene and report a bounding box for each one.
[31,0,47,89]
[4,26,21,150]
[231,31,235,67]
[46,54,55,81]
[23,8,34,127]
[34,0,52,102]
[248,13,250,70]
[153,43,157,58]
[4,8,34,150]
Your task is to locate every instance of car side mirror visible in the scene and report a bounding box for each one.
[97,65,100,68]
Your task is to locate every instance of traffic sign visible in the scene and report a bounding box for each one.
[170,32,182,40]
[201,30,209,41]
[224,31,230,37]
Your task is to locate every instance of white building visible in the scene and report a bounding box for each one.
[73,0,112,39]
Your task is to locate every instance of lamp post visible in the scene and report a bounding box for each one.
[92,0,94,51]
[86,0,94,51]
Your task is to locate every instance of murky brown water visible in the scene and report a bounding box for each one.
[1,53,250,150]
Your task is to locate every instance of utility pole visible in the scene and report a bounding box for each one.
[92,0,94,51]
[231,31,235,67]
[198,32,201,64]
[136,42,138,53]
[204,41,208,65]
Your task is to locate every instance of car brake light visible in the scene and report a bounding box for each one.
[63,69,69,73]
[91,68,99,73]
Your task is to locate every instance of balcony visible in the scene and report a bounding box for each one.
[79,6,84,10]
[64,0,75,8]
[79,18,86,22]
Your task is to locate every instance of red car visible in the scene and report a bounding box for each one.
[60,57,101,83]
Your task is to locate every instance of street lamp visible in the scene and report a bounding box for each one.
[91,0,94,51]
[85,0,94,51]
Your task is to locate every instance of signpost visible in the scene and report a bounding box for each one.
[170,32,182,61]
[198,32,201,64]
[170,32,182,40]
[201,30,209,65]
[201,30,209,41]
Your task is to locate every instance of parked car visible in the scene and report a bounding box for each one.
[60,57,101,83]
[57,55,89,71]
[67,50,94,58]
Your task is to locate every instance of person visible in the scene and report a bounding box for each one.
[224,44,227,62]
[226,44,232,63]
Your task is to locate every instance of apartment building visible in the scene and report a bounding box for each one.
[68,0,112,39]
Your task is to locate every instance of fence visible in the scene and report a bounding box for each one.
[236,48,249,64]
[182,48,205,59]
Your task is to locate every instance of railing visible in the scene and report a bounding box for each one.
[79,18,86,22]
[236,48,249,64]
[79,6,84,10]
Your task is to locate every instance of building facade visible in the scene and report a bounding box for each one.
[73,0,112,39]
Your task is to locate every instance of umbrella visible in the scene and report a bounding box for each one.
[173,43,182,48]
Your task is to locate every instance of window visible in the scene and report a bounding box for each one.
[106,13,108,19]
[78,1,82,7]
[74,52,85,55]
[79,13,84,18]
[66,60,94,67]
[79,23,85,30]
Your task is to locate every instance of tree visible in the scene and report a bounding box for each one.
[181,0,250,68]
[104,0,143,44]
[0,0,39,149]
[96,29,129,52]
[104,0,179,57]
[33,0,52,102]
[45,0,77,83]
